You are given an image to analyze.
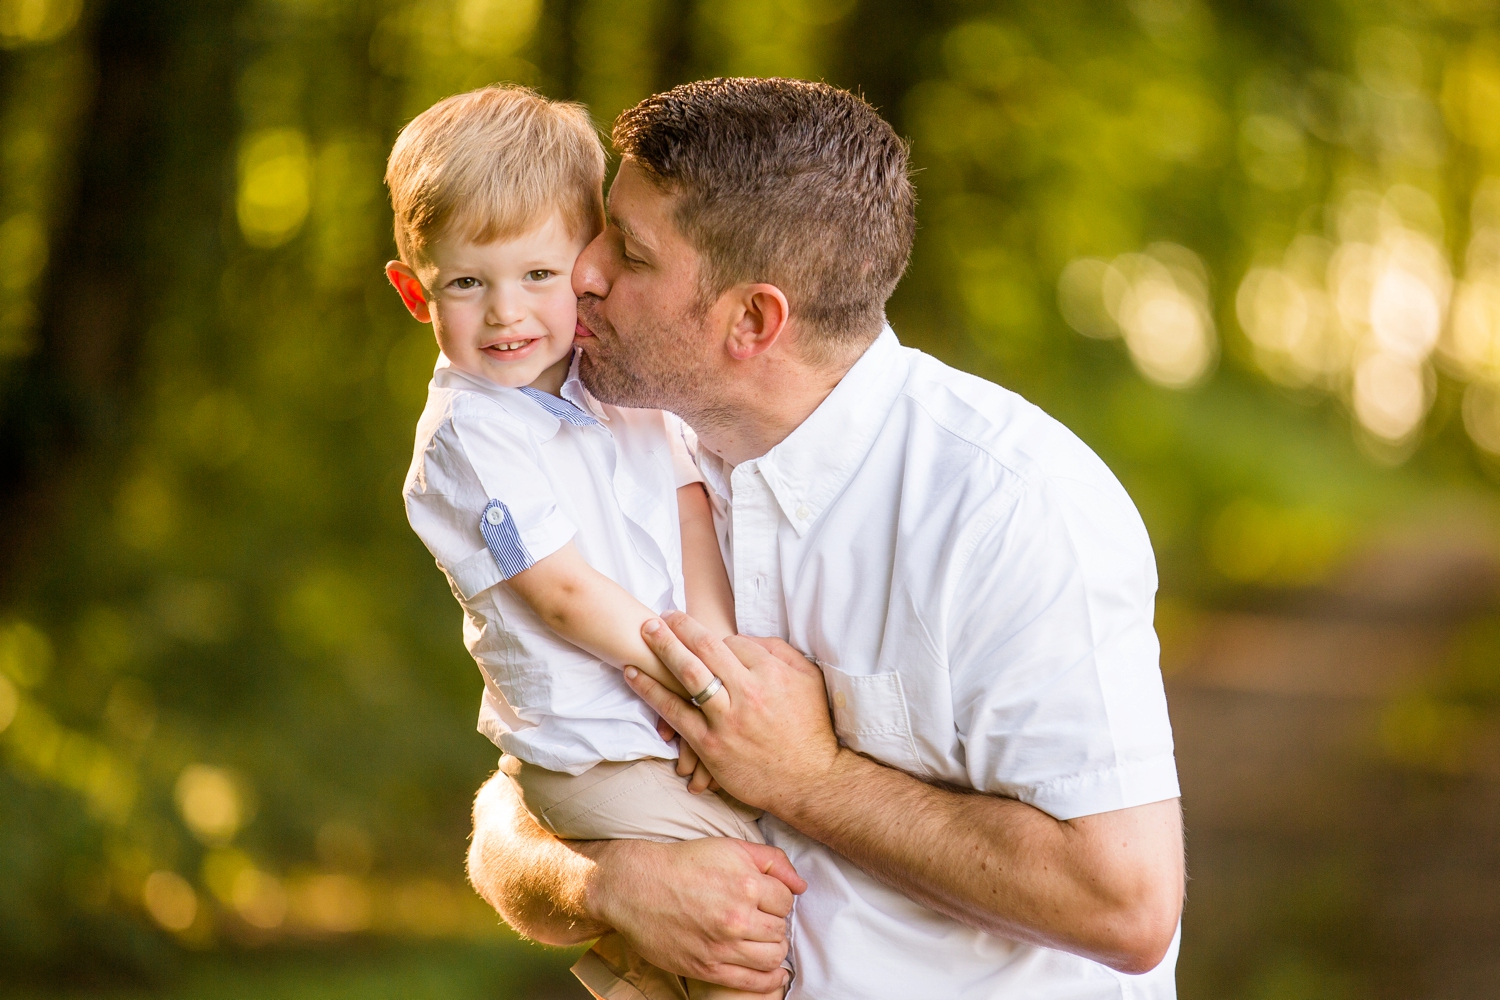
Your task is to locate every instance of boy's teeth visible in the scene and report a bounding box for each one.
[494,340,531,352]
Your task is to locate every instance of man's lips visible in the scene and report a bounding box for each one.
[574,320,594,338]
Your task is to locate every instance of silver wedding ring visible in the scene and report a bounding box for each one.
[688,675,724,708]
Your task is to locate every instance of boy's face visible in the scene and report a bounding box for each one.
[386,212,590,392]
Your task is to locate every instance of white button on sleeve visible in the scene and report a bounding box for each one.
[452,406,576,577]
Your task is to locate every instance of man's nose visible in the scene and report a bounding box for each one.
[573,231,611,299]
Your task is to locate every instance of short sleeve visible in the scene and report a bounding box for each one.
[405,402,576,599]
[664,412,704,488]
[947,476,1179,821]
[453,410,576,580]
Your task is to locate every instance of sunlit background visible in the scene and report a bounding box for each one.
[2,0,1499,997]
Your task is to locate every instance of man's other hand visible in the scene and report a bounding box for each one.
[591,836,804,992]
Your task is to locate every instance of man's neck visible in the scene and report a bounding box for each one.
[689,351,859,467]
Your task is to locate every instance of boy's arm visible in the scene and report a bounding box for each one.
[677,484,736,638]
[505,542,690,698]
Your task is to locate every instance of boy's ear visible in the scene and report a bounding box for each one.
[386,261,432,323]
[722,283,790,361]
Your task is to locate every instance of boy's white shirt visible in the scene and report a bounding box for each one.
[404,350,700,775]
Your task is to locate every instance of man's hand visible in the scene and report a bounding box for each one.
[627,613,839,815]
[591,837,803,992]
[467,769,804,992]
[655,715,719,794]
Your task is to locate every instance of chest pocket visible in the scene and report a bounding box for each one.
[819,661,927,778]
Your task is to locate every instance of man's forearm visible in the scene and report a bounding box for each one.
[467,769,610,945]
[776,751,1184,974]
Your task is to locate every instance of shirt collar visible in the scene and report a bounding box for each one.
[703,326,910,538]
[431,349,601,436]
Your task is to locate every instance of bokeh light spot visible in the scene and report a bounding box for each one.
[1462,381,1500,455]
[453,0,540,56]
[175,764,244,845]
[1061,244,1217,387]
[291,874,371,933]
[0,620,54,689]
[237,129,312,248]
[0,672,17,733]
[233,867,289,929]
[1353,352,1428,441]
[0,212,48,291]
[142,870,197,932]
[0,0,81,48]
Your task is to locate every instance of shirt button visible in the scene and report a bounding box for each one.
[796,504,810,520]
[485,507,503,525]
[833,691,847,709]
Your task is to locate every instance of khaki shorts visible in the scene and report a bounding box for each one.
[506,756,779,1000]
[510,755,764,845]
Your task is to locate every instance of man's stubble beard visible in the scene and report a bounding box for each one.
[577,299,731,429]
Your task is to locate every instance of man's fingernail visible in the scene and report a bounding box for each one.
[643,618,662,634]
[625,666,638,679]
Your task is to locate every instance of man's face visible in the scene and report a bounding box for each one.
[572,159,721,415]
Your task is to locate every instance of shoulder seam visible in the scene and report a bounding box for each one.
[898,382,1037,491]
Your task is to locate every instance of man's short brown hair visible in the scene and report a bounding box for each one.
[385,85,605,265]
[613,78,915,355]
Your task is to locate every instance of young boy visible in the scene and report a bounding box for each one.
[385,86,786,1000]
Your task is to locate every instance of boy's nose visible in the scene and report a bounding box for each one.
[573,232,611,299]
[486,291,526,326]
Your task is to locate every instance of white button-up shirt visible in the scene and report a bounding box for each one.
[694,328,1180,999]
[405,353,698,775]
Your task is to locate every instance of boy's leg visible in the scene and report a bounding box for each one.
[574,932,689,1000]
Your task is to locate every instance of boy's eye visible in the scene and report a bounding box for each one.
[451,277,479,289]
[525,269,553,281]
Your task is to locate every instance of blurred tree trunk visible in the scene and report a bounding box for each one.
[0,0,240,597]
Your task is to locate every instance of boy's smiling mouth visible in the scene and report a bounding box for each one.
[483,338,536,356]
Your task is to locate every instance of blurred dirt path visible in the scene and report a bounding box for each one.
[1168,536,1500,999]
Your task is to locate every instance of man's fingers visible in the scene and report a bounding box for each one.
[663,611,750,683]
[741,635,824,677]
[676,741,700,779]
[656,716,678,743]
[700,958,790,994]
[623,667,707,745]
[739,841,807,902]
[641,616,730,709]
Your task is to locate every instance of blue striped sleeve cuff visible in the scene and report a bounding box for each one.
[480,500,535,579]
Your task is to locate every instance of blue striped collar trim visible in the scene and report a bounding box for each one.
[519,386,599,426]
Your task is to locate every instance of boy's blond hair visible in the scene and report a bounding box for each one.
[385,85,605,265]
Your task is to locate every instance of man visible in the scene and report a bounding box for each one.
[467,77,1185,999]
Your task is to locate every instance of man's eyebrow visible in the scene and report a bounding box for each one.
[611,215,656,253]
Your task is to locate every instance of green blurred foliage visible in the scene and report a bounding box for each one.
[1,0,1499,993]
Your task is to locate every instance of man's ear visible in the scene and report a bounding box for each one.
[386,261,432,323]
[723,283,790,361]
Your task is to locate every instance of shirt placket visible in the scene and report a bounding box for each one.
[728,462,787,639]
